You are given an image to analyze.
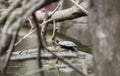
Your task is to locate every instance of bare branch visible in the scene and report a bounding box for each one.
[27,17,35,31]
[0,26,20,74]
[41,1,61,43]
[32,13,43,68]
[69,0,88,15]
[51,20,57,40]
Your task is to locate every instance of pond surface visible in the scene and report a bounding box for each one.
[4,28,93,76]
[6,60,83,76]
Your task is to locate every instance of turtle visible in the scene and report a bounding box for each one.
[54,39,78,52]
[53,39,78,64]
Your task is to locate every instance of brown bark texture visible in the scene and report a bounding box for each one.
[89,0,120,76]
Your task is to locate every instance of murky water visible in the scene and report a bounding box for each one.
[6,60,83,76]
[4,28,93,76]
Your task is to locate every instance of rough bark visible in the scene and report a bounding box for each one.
[89,0,120,76]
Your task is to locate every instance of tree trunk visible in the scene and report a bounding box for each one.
[89,0,120,76]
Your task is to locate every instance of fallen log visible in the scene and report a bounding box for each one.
[10,49,78,61]
[35,1,88,23]
[10,48,93,61]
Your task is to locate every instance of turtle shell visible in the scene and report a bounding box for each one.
[58,41,77,47]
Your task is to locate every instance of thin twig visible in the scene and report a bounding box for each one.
[49,0,61,18]
[50,1,64,38]
[27,17,35,31]
[32,13,43,68]
[41,12,49,41]
[69,0,88,15]
[32,12,45,76]
[52,19,57,40]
